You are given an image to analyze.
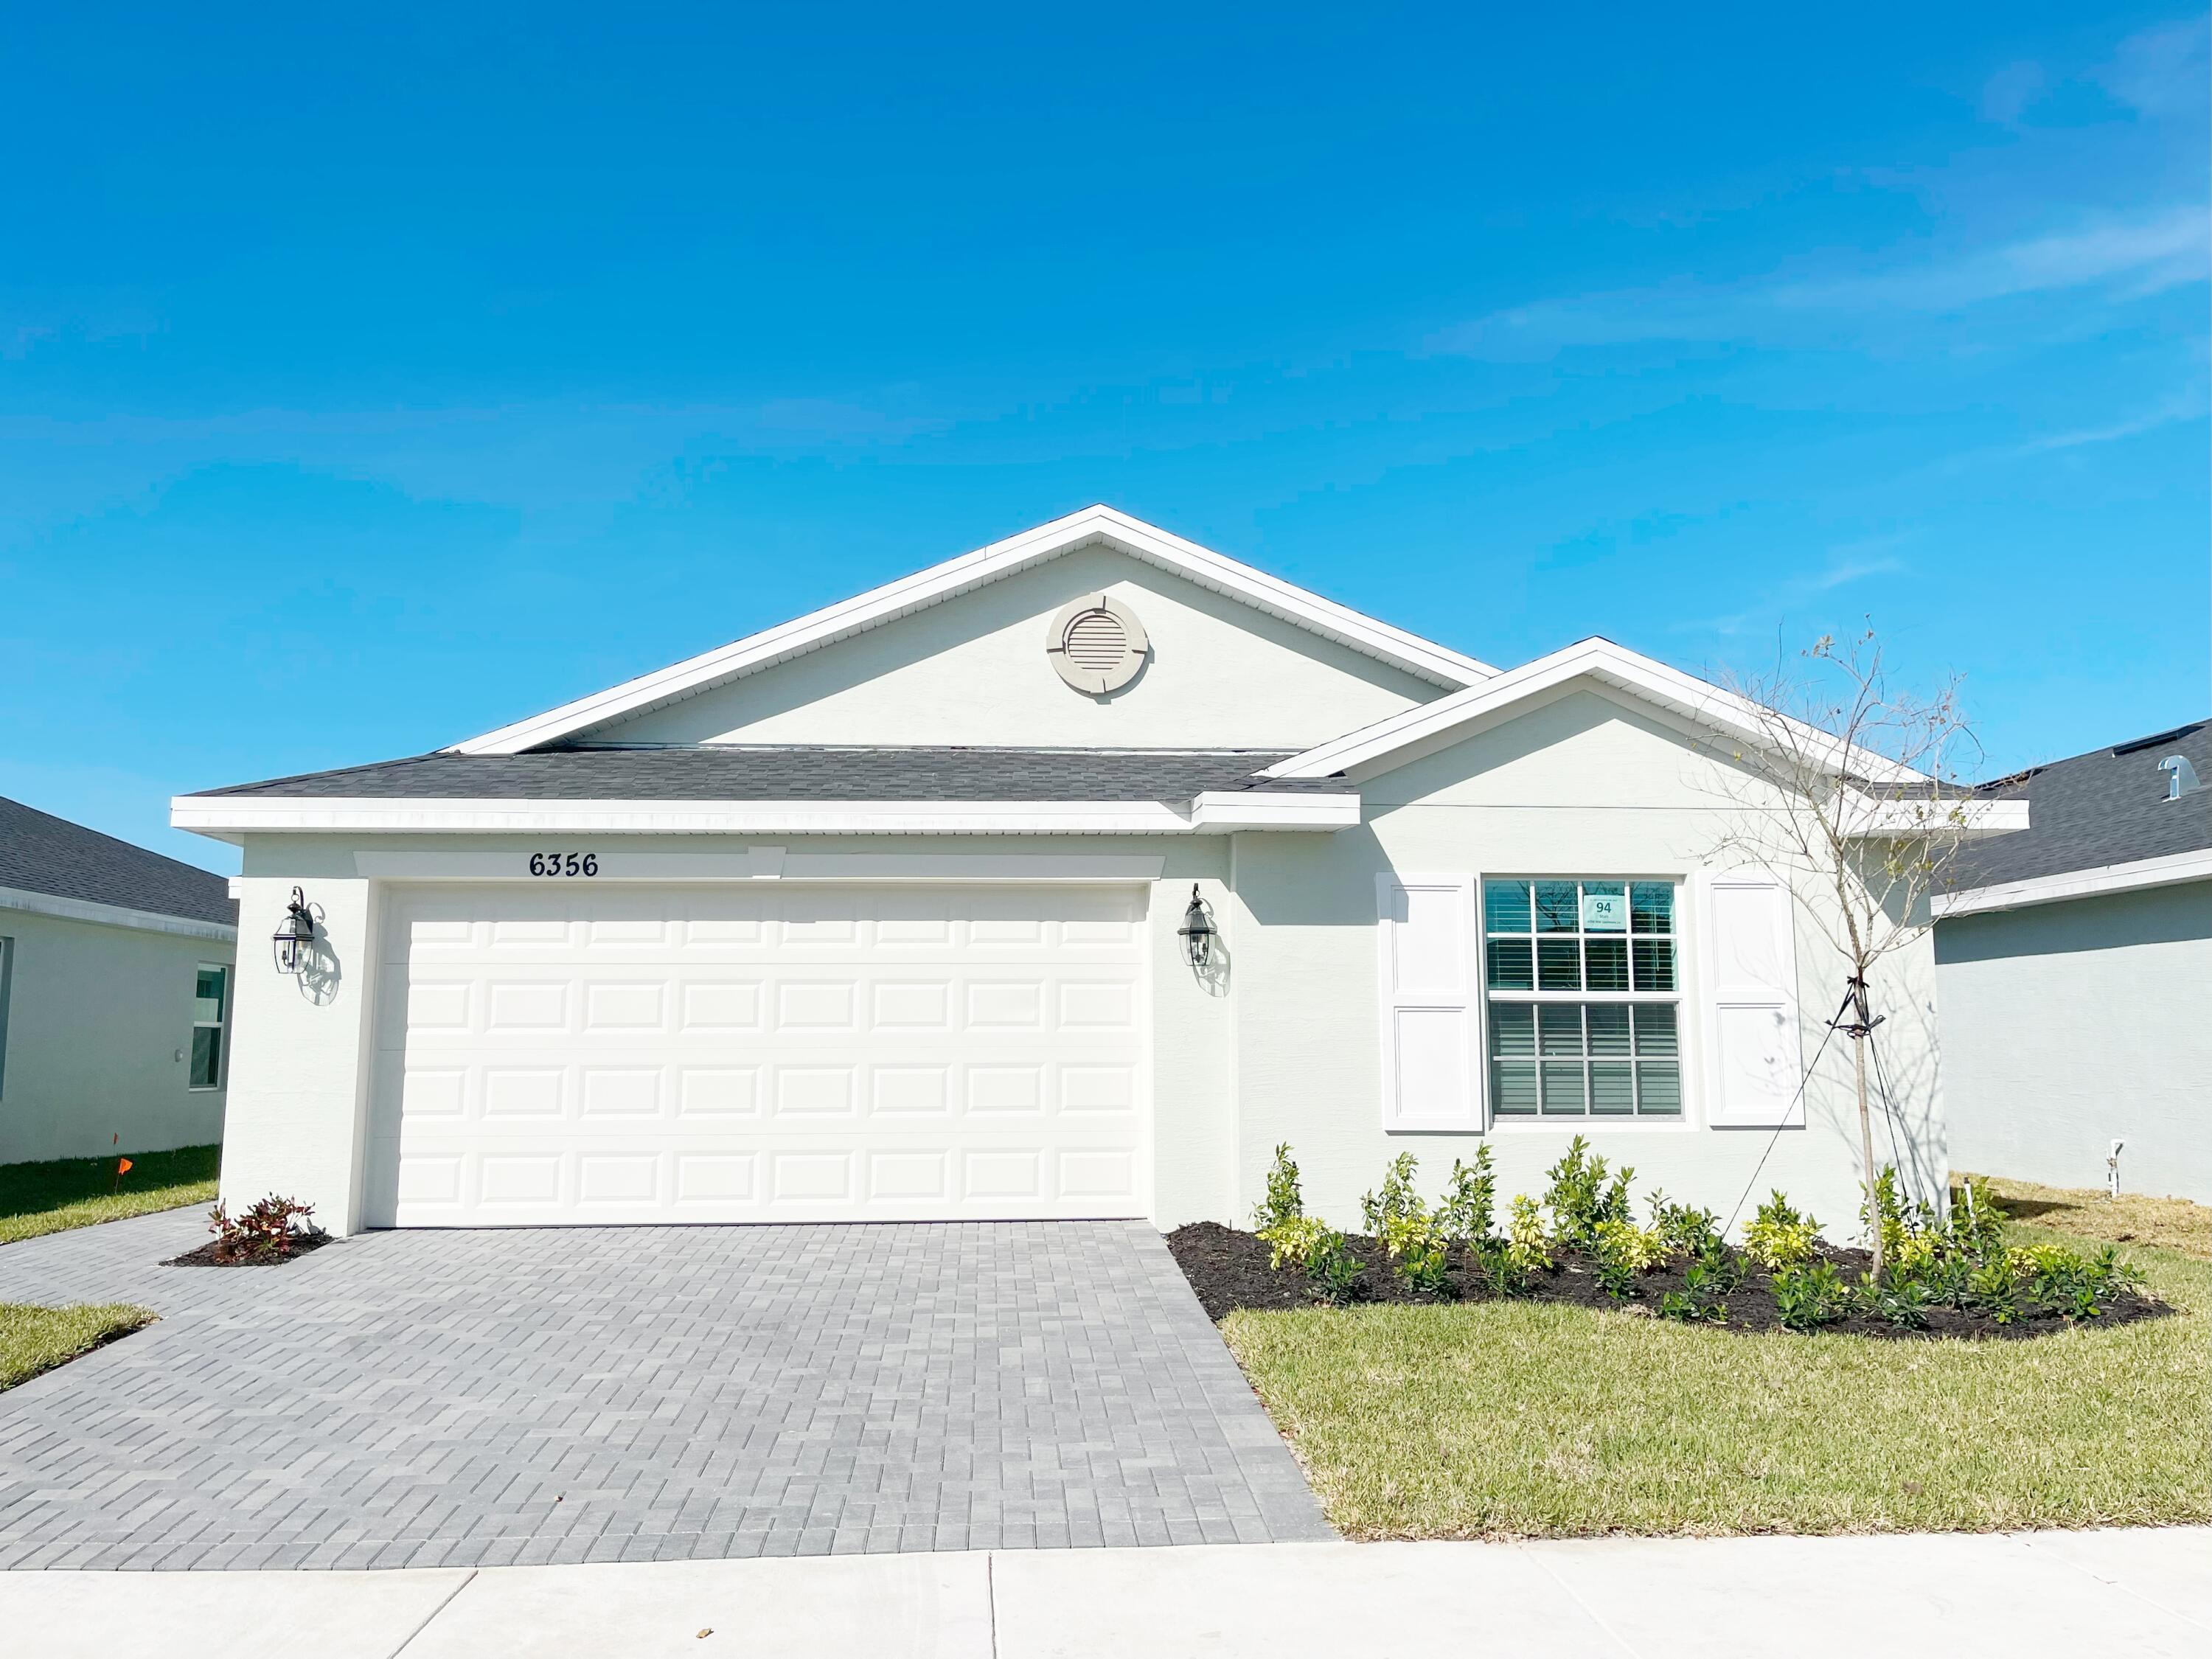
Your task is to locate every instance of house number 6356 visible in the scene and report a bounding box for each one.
[528,852,599,877]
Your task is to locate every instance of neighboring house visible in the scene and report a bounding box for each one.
[0,796,240,1164]
[172,506,2006,1238]
[1933,721,2212,1205]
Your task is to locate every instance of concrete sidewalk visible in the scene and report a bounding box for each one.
[2,1527,2205,1658]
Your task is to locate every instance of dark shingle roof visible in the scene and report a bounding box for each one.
[0,796,237,926]
[1950,720,2212,891]
[187,747,1342,804]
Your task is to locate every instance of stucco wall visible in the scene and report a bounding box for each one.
[1226,689,1944,1238]
[0,908,233,1164]
[592,546,1441,750]
[225,833,1239,1234]
[1935,882,2211,1203]
[217,689,1948,1242]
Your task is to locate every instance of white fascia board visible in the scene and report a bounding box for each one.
[0,883,239,944]
[1261,638,1928,789]
[1837,794,2029,841]
[1933,846,2212,918]
[175,794,1240,838]
[446,505,1495,756]
[1188,791,1362,830]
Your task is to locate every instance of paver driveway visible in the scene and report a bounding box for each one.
[0,1210,1328,1571]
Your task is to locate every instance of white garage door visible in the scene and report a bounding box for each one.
[366,883,1149,1226]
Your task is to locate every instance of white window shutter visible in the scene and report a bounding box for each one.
[1700,872,1805,1128]
[1374,874,1481,1131]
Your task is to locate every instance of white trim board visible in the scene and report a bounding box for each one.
[351,850,1169,882]
[1263,637,1933,791]
[446,505,1496,756]
[173,794,1361,840]
[1932,846,2212,917]
[0,883,239,943]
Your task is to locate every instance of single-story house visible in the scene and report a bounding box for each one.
[173,506,2003,1238]
[1934,720,2211,1205]
[0,796,239,1164]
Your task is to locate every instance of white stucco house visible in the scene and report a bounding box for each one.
[1,796,239,1164]
[1935,720,2211,1204]
[173,507,2000,1239]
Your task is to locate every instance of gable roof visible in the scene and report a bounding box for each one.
[1933,720,2212,914]
[1,795,237,929]
[448,505,1496,757]
[1259,636,1932,789]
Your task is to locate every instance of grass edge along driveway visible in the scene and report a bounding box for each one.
[1,1301,153,1391]
[0,1144,220,1248]
[1224,1220,2208,1539]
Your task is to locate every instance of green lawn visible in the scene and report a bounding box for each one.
[1224,1225,2209,1538]
[0,1144,220,1248]
[0,1301,153,1391]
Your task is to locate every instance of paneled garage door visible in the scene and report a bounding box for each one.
[365,883,1149,1225]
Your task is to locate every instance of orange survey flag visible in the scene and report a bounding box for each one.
[116,1158,133,1175]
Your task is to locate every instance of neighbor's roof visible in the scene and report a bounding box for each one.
[184,747,1340,804]
[1946,720,2212,894]
[0,796,237,927]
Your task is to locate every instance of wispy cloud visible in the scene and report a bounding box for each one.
[2017,394,2208,455]
[1687,539,1910,637]
[1428,206,2207,358]
[2094,15,2211,120]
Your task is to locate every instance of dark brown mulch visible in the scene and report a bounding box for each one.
[161,1233,332,1268]
[1165,1221,2169,1342]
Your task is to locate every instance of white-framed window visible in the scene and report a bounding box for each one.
[189,962,229,1091]
[1483,877,1682,1119]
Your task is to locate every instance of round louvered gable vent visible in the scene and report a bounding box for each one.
[1046,593,1150,694]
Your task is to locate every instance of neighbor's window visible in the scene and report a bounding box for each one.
[189,964,229,1090]
[1484,879,1680,1119]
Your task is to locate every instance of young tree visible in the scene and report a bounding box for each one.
[1702,625,1984,1283]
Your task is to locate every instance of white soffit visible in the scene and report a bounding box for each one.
[446,505,1496,756]
[1262,637,1933,790]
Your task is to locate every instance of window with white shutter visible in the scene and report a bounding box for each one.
[1375,874,1481,1130]
[1700,872,1804,1128]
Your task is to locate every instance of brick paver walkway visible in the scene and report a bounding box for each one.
[0,1211,1328,1570]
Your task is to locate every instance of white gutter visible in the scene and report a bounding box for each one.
[170,793,1363,840]
[1933,846,2212,918]
[0,883,239,943]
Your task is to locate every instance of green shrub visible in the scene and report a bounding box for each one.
[1305,1228,1366,1304]
[1860,1271,1934,1330]
[1259,1214,1329,1271]
[1591,1219,1667,1298]
[1968,1257,2021,1324]
[1742,1190,1822,1269]
[1360,1152,1425,1238]
[1253,1143,1305,1234]
[1946,1175,2008,1256]
[1646,1192,1721,1258]
[1392,1222,1453,1298]
[1772,1260,1848,1329]
[1661,1240,1743,1324]
[1542,1136,1634,1248]
[1435,1147,1496,1245]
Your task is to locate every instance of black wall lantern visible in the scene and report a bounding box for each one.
[272,887,316,975]
[1176,884,1215,970]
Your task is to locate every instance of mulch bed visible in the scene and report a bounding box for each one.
[161,1233,332,1268]
[1166,1222,2169,1342]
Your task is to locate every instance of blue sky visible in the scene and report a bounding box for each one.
[2,4,2205,873]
